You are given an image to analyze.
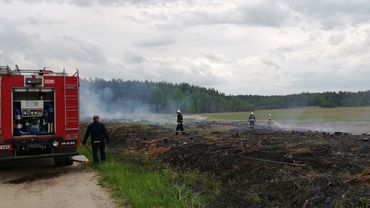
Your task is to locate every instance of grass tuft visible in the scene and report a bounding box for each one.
[78,147,213,208]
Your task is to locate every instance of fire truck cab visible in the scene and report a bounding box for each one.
[0,65,80,166]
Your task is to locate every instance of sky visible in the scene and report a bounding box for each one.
[0,0,370,95]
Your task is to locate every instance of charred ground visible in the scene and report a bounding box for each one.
[104,121,370,208]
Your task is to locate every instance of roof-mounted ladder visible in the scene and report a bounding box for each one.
[64,69,79,132]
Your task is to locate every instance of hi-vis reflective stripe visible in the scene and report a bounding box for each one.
[0,144,12,151]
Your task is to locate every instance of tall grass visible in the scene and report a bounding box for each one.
[95,161,205,208]
[78,146,212,208]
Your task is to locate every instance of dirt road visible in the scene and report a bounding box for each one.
[0,159,117,208]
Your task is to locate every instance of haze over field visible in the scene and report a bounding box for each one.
[1,0,370,95]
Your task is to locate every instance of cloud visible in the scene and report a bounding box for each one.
[229,24,370,94]
[203,52,232,64]
[70,0,93,6]
[123,52,146,64]
[0,14,64,27]
[0,25,35,50]
[232,1,294,27]
[143,1,296,28]
[283,0,370,28]
[1,0,65,4]
[117,55,229,87]
[133,37,174,47]
[0,24,107,67]
[23,13,60,25]
[129,0,370,29]
[1,0,370,95]
[0,0,201,7]
[4,0,370,31]
[48,36,108,64]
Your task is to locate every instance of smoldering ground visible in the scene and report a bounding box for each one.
[105,122,370,208]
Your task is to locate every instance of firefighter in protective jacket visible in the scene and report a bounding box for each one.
[248,112,256,127]
[176,110,185,135]
[83,115,109,163]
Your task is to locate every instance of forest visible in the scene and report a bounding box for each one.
[81,78,370,114]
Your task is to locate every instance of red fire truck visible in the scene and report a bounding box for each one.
[0,65,80,166]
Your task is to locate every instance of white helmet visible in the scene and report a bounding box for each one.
[250,112,254,115]
[177,109,181,113]
[268,114,271,117]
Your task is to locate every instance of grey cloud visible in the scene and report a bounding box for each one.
[329,33,345,45]
[0,24,107,66]
[204,52,232,64]
[96,0,154,7]
[164,0,370,29]
[0,26,39,65]
[235,2,293,27]
[133,37,174,47]
[1,0,196,6]
[69,0,94,6]
[26,15,54,25]
[0,50,15,64]
[123,52,146,64]
[86,0,204,7]
[23,13,66,25]
[283,0,370,28]
[292,70,370,92]
[284,0,370,18]
[0,26,35,50]
[120,56,226,87]
[0,15,61,26]
[179,1,294,27]
[261,58,280,69]
[50,36,108,64]
[2,0,295,28]
[3,0,98,6]
[154,66,225,87]
[2,0,370,94]
[1,0,65,4]
[153,23,182,30]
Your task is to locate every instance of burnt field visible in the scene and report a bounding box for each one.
[105,121,370,208]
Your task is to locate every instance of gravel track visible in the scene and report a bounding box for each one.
[0,159,117,208]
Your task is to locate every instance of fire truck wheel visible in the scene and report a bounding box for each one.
[54,156,74,166]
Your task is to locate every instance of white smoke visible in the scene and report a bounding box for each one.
[79,81,151,121]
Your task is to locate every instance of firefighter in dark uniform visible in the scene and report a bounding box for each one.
[83,115,109,163]
[176,110,185,135]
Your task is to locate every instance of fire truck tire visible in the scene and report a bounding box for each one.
[54,156,74,166]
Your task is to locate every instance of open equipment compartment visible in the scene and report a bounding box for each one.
[13,88,55,136]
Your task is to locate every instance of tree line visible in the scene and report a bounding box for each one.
[81,78,370,113]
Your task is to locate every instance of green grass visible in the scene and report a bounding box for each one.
[202,106,370,122]
[95,161,205,208]
[78,146,216,208]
